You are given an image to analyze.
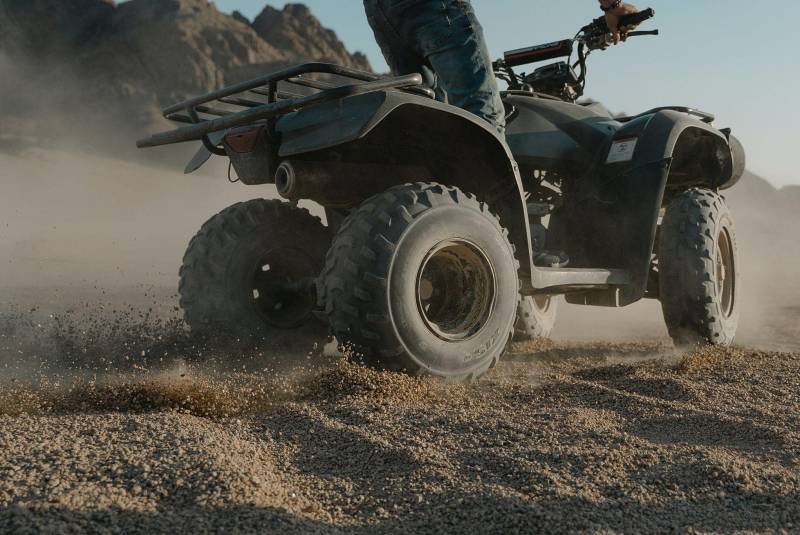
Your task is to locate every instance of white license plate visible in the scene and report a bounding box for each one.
[606,137,638,164]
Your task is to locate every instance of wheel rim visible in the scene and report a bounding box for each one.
[716,227,736,318]
[533,295,551,313]
[250,248,317,329]
[416,240,496,342]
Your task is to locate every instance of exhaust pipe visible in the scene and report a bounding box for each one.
[275,160,300,200]
[276,160,355,206]
[275,160,430,208]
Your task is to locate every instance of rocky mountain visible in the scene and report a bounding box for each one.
[250,4,370,72]
[0,0,116,56]
[0,0,793,206]
[0,0,371,151]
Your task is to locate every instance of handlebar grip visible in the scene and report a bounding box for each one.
[503,39,574,68]
[619,8,655,28]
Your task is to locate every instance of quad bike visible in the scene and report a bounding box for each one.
[138,9,745,381]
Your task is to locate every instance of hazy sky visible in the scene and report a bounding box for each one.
[217,0,798,187]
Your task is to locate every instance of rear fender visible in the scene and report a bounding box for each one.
[276,91,536,275]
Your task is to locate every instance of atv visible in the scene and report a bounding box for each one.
[138,9,745,381]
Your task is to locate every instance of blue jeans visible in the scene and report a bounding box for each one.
[364,0,506,134]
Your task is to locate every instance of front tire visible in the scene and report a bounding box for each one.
[320,183,520,382]
[179,199,330,346]
[658,188,740,347]
[514,295,558,341]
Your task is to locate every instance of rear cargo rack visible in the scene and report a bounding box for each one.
[137,62,428,150]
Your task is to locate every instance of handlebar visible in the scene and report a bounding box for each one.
[501,8,657,70]
[582,8,655,34]
[494,8,657,97]
[503,40,574,69]
[626,30,660,38]
[620,7,656,28]
[580,8,656,50]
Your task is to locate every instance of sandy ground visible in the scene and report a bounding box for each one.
[1,318,798,533]
[1,148,799,533]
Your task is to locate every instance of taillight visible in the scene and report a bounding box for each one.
[224,125,265,153]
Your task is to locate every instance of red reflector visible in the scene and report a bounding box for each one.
[225,125,265,153]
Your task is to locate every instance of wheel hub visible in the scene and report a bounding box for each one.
[416,240,496,342]
[251,248,317,329]
[533,295,551,313]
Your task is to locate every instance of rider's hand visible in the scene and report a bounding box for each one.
[604,3,639,44]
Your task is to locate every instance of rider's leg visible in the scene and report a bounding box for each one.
[381,0,506,135]
[364,0,431,85]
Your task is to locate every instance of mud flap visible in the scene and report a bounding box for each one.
[183,130,228,174]
[563,158,671,307]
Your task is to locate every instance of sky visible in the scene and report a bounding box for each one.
[217,0,799,187]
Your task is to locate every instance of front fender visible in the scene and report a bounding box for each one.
[561,110,743,307]
[614,110,743,190]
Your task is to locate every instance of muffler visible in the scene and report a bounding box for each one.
[274,160,302,200]
[275,160,430,208]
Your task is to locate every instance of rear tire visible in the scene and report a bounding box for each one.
[320,183,520,382]
[658,188,740,347]
[514,296,558,341]
[179,199,330,347]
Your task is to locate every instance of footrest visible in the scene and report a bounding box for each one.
[523,268,630,295]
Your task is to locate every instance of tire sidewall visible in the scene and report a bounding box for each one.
[180,200,330,342]
[711,210,740,342]
[386,205,518,376]
[658,189,741,346]
[515,295,558,340]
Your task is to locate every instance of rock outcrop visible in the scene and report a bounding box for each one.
[0,0,116,56]
[251,3,371,71]
[0,0,371,143]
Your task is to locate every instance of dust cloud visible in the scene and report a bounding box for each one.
[1,52,799,534]
[1,43,796,351]
[552,177,800,352]
[0,147,251,288]
[2,147,796,344]
[0,50,331,419]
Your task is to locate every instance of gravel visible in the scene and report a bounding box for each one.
[1,304,799,533]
